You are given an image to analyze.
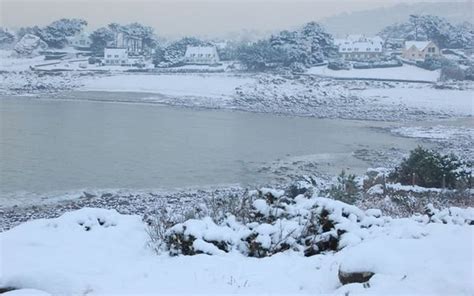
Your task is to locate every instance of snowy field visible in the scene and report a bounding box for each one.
[359,87,474,117]
[307,64,441,82]
[0,207,472,295]
[0,50,45,72]
[80,74,254,99]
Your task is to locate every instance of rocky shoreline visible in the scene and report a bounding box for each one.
[0,186,248,232]
[2,71,472,122]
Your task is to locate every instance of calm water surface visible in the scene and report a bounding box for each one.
[0,95,422,204]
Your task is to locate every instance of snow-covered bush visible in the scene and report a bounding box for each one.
[325,170,360,204]
[390,146,469,189]
[155,185,397,258]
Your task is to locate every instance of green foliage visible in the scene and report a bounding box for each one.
[90,27,115,55]
[327,170,359,204]
[390,146,466,189]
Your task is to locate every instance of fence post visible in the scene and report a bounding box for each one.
[382,174,387,194]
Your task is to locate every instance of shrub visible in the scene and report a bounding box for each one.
[326,170,360,204]
[441,64,465,81]
[389,146,466,189]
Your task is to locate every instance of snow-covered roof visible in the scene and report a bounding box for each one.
[339,41,383,53]
[336,36,384,53]
[405,41,432,51]
[104,47,128,54]
[185,46,218,57]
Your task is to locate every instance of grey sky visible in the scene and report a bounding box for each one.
[0,0,468,37]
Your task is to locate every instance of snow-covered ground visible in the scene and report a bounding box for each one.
[0,207,472,295]
[80,74,254,99]
[307,64,441,82]
[359,87,474,117]
[0,50,45,71]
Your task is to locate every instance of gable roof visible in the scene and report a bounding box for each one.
[185,46,218,57]
[405,41,432,51]
[338,40,382,53]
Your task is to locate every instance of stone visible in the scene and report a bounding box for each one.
[14,34,48,56]
[338,268,375,285]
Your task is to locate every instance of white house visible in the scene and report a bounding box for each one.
[104,48,128,65]
[335,35,384,61]
[402,41,440,61]
[67,32,92,49]
[184,46,220,65]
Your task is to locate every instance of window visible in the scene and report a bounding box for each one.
[107,55,112,58]
[367,48,371,51]
[115,55,119,58]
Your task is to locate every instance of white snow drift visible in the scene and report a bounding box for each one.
[0,203,472,295]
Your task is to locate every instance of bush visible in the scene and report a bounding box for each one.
[327,60,350,70]
[326,170,360,204]
[389,146,467,189]
[418,56,451,71]
[441,64,466,81]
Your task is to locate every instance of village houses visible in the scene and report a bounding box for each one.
[184,46,220,65]
[335,35,384,61]
[103,47,129,65]
[402,41,440,61]
[67,32,92,50]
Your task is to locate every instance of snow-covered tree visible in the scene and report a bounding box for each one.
[0,27,15,48]
[90,27,115,54]
[379,15,473,49]
[157,37,210,66]
[34,18,87,48]
[237,21,335,70]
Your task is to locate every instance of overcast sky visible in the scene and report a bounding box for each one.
[0,0,468,37]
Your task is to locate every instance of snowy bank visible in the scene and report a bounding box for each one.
[307,64,440,82]
[0,203,472,295]
[80,74,254,99]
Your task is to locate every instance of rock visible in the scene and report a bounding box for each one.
[14,34,48,56]
[0,287,17,294]
[338,268,375,285]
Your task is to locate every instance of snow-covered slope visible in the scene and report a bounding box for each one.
[0,207,472,295]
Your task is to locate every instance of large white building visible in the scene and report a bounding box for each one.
[184,46,220,65]
[103,48,129,65]
[335,35,384,61]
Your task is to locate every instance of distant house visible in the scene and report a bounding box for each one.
[107,31,144,56]
[184,46,220,65]
[335,35,384,61]
[104,48,128,65]
[67,32,92,50]
[402,41,440,61]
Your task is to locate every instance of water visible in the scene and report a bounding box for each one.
[0,95,422,204]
